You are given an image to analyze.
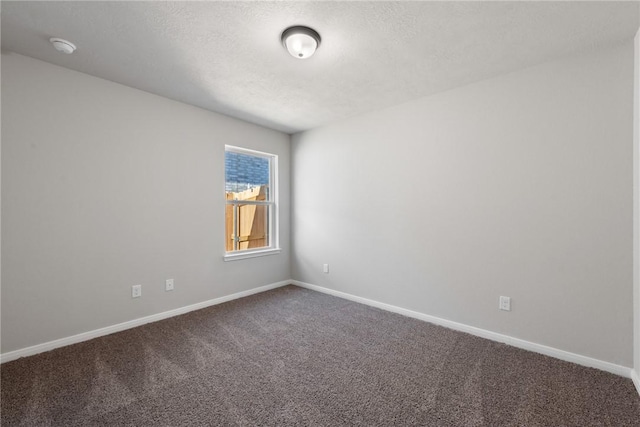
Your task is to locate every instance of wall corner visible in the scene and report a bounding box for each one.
[633,25,640,390]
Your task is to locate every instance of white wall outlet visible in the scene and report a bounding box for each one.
[323,263,329,273]
[499,296,511,311]
[132,284,142,298]
[165,278,174,291]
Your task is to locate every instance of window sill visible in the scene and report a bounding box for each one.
[223,248,281,262]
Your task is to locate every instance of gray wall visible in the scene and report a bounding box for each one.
[292,41,635,367]
[1,53,291,353]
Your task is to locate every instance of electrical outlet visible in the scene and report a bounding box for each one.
[132,284,142,298]
[499,296,511,311]
[165,278,174,291]
[323,264,329,273]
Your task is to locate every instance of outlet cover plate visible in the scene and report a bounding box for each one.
[132,284,142,298]
[499,296,511,311]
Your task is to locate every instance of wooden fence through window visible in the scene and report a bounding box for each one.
[225,185,267,251]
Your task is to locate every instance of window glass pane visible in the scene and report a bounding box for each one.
[225,151,270,198]
[224,148,274,253]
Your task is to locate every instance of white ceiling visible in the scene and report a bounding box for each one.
[2,1,638,134]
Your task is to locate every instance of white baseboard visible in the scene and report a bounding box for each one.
[632,370,640,396]
[291,280,633,379]
[0,280,291,364]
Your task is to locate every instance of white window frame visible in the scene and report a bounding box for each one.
[223,145,280,261]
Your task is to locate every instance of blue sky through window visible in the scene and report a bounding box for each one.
[225,151,269,193]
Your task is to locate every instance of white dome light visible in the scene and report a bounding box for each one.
[281,26,321,59]
[50,38,76,54]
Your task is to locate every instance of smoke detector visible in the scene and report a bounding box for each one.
[49,38,76,54]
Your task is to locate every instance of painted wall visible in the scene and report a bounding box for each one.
[292,41,635,366]
[1,53,291,354]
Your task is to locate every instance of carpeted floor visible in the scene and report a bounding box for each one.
[1,285,639,426]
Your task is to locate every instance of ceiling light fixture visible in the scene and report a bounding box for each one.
[50,38,76,54]
[281,26,321,59]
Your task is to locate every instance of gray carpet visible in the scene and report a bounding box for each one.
[2,285,639,426]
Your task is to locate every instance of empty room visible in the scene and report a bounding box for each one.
[2,1,640,425]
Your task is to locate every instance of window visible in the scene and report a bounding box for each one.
[224,146,279,260]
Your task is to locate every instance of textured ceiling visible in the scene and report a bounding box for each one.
[2,1,639,134]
